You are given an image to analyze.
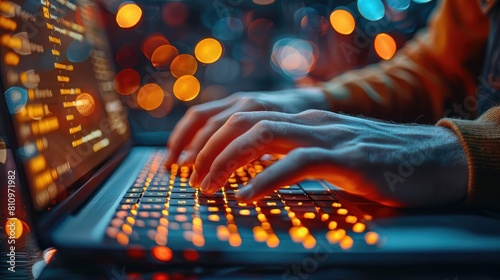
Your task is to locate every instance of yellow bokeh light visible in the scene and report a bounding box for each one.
[137,83,164,111]
[374,33,397,60]
[173,75,200,101]
[330,9,355,35]
[171,54,198,78]
[194,38,223,64]
[5,218,23,239]
[4,52,19,66]
[116,3,143,29]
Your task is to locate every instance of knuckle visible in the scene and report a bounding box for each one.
[226,112,250,127]
[288,147,311,162]
[253,120,274,135]
[186,105,202,118]
[298,109,337,122]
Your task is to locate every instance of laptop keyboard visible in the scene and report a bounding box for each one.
[105,150,379,253]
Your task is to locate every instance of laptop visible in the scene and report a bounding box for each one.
[1,0,500,271]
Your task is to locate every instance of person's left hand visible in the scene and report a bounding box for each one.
[189,110,469,207]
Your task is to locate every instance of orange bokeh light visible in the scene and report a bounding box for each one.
[374,33,397,60]
[5,218,23,239]
[151,246,173,262]
[116,2,142,29]
[330,9,355,35]
[171,54,198,78]
[137,83,165,111]
[173,75,200,101]
[141,33,170,60]
[114,68,141,95]
[151,45,179,70]
[75,93,95,116]
[194,38,223,64]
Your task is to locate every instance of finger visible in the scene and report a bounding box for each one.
[235,148,339,201]
[198,121,321,194]
[190,111,296,186]
[180,102,276,166]
[165,99,237,166]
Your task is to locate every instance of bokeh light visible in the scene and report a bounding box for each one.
[271,38,317,79]
[387,0,411,11]
[173,75,200,101]
[330,9,355,35]
[161,2,189,27]
[171,54,198,78]
[116,2,143,29]
[374,33,397,60]
[141,33,170,60]
[151,45,179,70]
[213,17,244,41]
[114,68,141,95]
[75,93,95,116]
[412,0,432,3]
[357,0,385,21]
[5,87,28,114]
[4,51,20,66]
[151,246,173,262]
[149,92,174,118]
[137,83,165,110]
[195,38,223,64]
[5,218,23,239]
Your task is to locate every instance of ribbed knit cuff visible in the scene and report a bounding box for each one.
[437,107,500,210]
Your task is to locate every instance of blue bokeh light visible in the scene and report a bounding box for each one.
[357,0,385,21]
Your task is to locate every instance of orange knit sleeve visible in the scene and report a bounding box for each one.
[437,106,500,209]
[322,0,489,123]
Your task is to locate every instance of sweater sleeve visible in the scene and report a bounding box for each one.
[322,0,489,123]
[437,107,500,209]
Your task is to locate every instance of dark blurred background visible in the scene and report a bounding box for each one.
[97,0,436,135]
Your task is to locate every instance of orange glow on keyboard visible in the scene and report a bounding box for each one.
[321,213,329,221]
[117,232,129,246]
[345,215,357,224]
[257,214,266,222]
[193,234,205,247]
[332,202,341,208]
[159,218,168,226]
[261,222,271,230]
[229,234,242,247]
[176,207,188,213]
[107,227,118,238]
[253,226,268,242]
[155,234,168,246]
[175,215,188,223]
[364,231,379,245]
[122,224,132,235]
[152,246,173,262]
[337,208,348,215]
[302,234,316,249]
[340,235,354,250]
[126,216,136,225]
[303,212,315,219]
[352,222,366,233]
[266,234,280,248]
[238,202,247,207]
[208,207,219,212]
[326,229,346,244]
[328,221,337,230]
[270,209,281,215]
[157,225,168,235]
[208,214,220,222]
[239,209,251,216]
[217,225,229,241]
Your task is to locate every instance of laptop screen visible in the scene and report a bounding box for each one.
[0,0,130,211]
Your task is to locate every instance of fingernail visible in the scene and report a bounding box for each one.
[236,184,253,201]
[189,170,198,188]
[200,176,210,192]
[178,152,190,166]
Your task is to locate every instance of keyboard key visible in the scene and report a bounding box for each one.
[127,187,143,193]
[141,197,167,204]
[137,204,164,210]
[299,180,329,193]
[285,201,315,207]
[120,198,139,204]
[147,186,169,192]
[198,198,225,205]
[124,193,141,198]
[170,193,195,199]
[309,194,337,201]
[143,191,169,197]
[169,199,195,206]
[171,187,195,193]
[278,189,305,195]
[255,200,285,207]
[280,194,310,201]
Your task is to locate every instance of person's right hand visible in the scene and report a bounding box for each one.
[165,87,329,166]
